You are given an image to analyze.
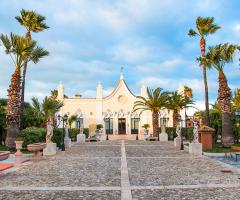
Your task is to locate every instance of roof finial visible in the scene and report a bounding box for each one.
[120,67,124,80]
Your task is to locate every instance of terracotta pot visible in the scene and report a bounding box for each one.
[15,141,23,156]
[27,143,46,152]
[0,151,10,161]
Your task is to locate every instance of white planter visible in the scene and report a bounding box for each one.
[189,142,202,156]
[43,143,56,156]
[159,133,168,142]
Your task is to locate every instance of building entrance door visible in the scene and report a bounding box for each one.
[118,118,126,134]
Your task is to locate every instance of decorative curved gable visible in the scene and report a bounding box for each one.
[103,79,135,101]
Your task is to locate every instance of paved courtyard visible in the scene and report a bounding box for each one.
[1,141,240,200]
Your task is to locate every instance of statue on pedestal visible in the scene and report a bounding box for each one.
[193,121,199,143]
[46,122,53,144]
[176,125,181,138]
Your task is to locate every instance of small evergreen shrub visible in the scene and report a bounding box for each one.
[69,128,80,141]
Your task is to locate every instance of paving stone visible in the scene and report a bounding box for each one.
[0,190,121,200]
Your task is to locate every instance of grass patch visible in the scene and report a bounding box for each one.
[205,144,240,153]
[0,145,7,151]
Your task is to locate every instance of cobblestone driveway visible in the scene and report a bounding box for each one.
[0,141,240,200]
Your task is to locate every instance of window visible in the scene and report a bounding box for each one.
[105,118,113,134]
[131,118,139,134]
[76,118,84,128]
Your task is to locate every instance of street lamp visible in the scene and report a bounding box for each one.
[178,114,184,150]
[104,118,110,140]
[57,114,68,151]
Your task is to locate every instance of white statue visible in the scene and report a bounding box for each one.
[176,125,181,138]
[46,122,53,144]
[143,128,148,141]
[193,121,199,143]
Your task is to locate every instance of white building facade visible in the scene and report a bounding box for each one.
[57,74,173,139]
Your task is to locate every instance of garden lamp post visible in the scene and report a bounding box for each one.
[104,118,110,140]
[178,114,184,150]
[58,114,68,151]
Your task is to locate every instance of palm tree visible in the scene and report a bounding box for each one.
[200,43,239,146]
[15,9,49,129]
[0,33,49,150]
[188,17,221,126]
[167,91,195,128]
[68,115,77,129]
[31,97,63,128]
[232,89,240,110]
[133,88,169,137]
[183,86,193,126]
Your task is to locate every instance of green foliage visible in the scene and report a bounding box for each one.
[134,87,169,113]
[68,115,77,129]
[83,128,89,138]
[52,128,63,147]
[68,128,80,141]
[0,145,7,151]
[142,124,150,129]
[96,124,103,130]
[165,127,194,141]
[17,127,46,148]
[204,144,235,153]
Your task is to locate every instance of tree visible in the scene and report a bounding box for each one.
[232,89,240,110]
[200,43,239,146]
[188,17,221,126]
[183,86,193,126]
[0,99,7,145]
[133,88,169,137]
[0,33,49,150]
[167,91,195,128]
[15,9,49,129]
[31,97,63,128]
[68,115,77,129]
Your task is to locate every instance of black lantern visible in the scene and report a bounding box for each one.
[57,114,68,151]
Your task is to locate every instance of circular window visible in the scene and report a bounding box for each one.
[118,95,127,104]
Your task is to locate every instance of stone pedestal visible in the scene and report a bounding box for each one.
[174,137,181,149]
[159,133,168,142]
[189,142,202,156]
[43,143,56,156]
[64,137,72,148]
[198,126,215,150]
[15,141,23,165]
[77,133,86,143]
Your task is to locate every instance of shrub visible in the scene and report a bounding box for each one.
[83,128,89,138]
[166,127,177,140]
[17,127,46,148]
[17,127,65,148]
[96,124,103,130]
[69,128,80,141]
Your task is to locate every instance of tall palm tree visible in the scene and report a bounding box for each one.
[133,88,169,137]
[188,17,221,126]
[183,86,193,126]
[0,33,49,150]
[15,9,49,129]
[167,91,195,128]
[200,43,239,146]
[31,97,63,128]
[232,89,240,110]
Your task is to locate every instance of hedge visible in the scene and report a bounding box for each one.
[17,127,90,148]
[162,127,194,141]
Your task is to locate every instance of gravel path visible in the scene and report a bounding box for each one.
[0,141,240,199]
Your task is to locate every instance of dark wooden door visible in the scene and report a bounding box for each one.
[118,118,126,134]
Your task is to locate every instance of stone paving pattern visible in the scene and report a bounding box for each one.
[0,141,240,199]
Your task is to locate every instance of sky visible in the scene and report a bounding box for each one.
[0,0,240,113]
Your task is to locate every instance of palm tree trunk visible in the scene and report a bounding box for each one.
[19,31,31,129]
[173,110,179,128]
[218,71,234,147]
[200,37,210,126]
[152,111,159,137]
[5,67,21,150]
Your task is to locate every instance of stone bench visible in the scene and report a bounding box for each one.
[27,143,46,161]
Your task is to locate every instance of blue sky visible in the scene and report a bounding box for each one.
[0,0,240,111]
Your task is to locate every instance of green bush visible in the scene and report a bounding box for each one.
[17,127,46,148]
[182,127,194,142]
[52,128,63,148]
[17,127,65,148]
[166,127,177,140]
[69,128,80,141]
